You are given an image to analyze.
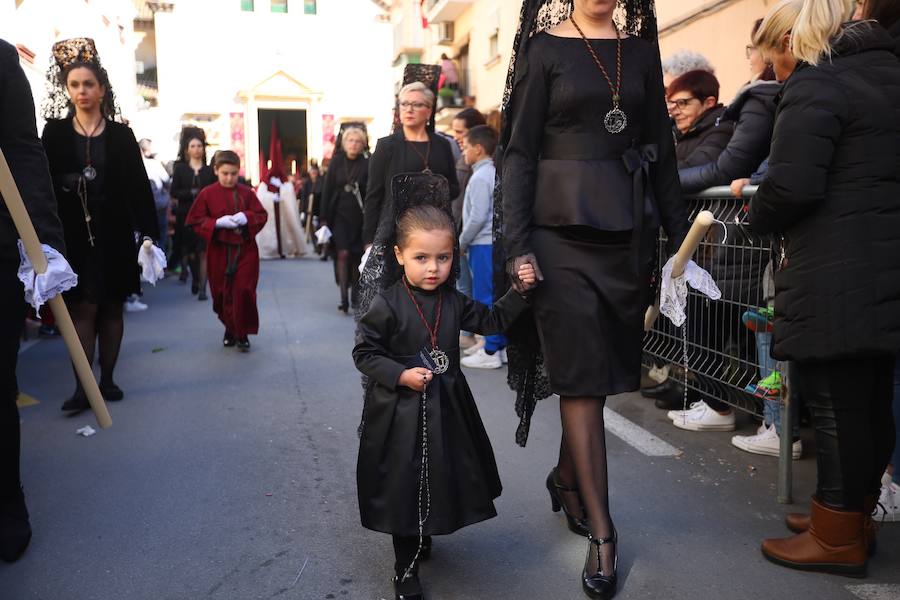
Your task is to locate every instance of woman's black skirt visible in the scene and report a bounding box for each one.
[529,226,654,398]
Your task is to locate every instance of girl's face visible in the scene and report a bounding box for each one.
[66,67,104,113]
[215,163,239,188]
[394,228,454,291]
[399,91,431,129]
[187,138,205,161]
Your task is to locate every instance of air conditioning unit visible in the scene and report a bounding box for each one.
[436,22,454,44]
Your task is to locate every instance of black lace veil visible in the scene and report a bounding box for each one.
[41,37,121,122]
[493,0,660,446]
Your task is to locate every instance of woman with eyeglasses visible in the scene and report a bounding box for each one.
[667,70,733,169]
[361,81,460,252]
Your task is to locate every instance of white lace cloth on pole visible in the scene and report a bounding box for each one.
[137,242,167,285]
[659,257,721,327]
[16,240,78,310]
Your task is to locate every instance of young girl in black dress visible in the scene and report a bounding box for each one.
[353,196,535,600]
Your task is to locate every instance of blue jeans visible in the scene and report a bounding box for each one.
[467,244,505,353]
[893,353,900,485]
[457,253,473,337]
[758,332,799,438]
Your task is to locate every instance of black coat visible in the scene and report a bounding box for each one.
[170,160,215,217]
[353,282,528,535]
[42,117,158,301]
[749,22,900,361]
[675,105,733,169]
[362,130,460,246]
[0,39,64,264]
[679,81,781,193]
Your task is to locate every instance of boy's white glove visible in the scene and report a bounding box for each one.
[231,212,248,227]
[216,215,238,229]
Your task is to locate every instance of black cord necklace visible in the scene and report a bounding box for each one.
[571,17,627,134]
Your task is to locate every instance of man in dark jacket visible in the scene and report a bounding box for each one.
[750,22,900,576]
[679,79,781,193]
[0,38,66,563]
[667,69,734,169]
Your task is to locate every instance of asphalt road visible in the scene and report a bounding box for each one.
[2,257,897,600]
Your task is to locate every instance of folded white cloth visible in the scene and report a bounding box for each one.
[660,257,721,327]
[17,241,78,310]
[216,215,238,229]
[315,225,332,246]
[137,240,167,285]
[359,244,372,275]
[231,211,248,227]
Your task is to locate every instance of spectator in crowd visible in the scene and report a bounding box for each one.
[300,164,324,258]
[139,138,170,253]
[41,37,158,412]
[440,53,459,90]
[449,107,487,351]
[750,0,900,576]
[677,19,782,194]
[661,50,715,88]
[667,70,733,169]
[0,37,67,564]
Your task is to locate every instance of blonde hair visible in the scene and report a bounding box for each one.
[341,126,367,152]
[753,0,803,57]
[398,81,435,108]
[791,0,854,65]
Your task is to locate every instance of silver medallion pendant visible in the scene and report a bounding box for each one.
[83,165,97,181]
[344,182,359,194]
[429,348,450,375]
[604,107,627,134]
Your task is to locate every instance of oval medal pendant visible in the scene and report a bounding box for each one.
[83,165,97,181]
[604,107,627,134]
[429,348,450,375]
[344,183,353,193]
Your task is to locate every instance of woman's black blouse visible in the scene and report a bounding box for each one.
[171,161,215,214]
[502,32,687,258]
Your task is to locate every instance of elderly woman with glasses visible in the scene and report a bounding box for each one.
[361,81,460,251]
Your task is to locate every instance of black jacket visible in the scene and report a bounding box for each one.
[170,160,215,216]
[675,105,733,169]
[42,117,158,300]
[0,39,65,264]
[749,22,900,361]
[679,81,781,193]
[362,130,459,246]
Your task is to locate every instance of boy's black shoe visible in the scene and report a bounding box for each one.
[223,333,236,347]
[237,338,251,352]
[99,382,124,401]
[61,390,89,412]
[0,487,32,563]
[393,574,424,600]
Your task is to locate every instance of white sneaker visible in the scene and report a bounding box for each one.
[670,400,736,431]
[125,298,148,312]
[463,336,485,356]
[873,473,899,522]
[666,400,708,421]
[461,348,502,370]
[731,424,802,459]
[499,348,508,364]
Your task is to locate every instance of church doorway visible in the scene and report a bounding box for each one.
[257,108,308,180]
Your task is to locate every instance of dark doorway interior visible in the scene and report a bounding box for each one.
[258,108,308,179]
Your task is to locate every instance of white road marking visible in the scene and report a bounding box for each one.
[604,406,682,457]
[846,584,900,600]
[18,339,39,355]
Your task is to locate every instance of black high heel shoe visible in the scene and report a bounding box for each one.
[546,468,590,537]
[582,530,618,599]
[393,574,424,600]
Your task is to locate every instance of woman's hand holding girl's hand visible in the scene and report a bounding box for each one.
[517,262,537,293]
[399,367,433,392]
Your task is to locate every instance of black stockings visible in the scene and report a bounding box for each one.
[189,251,207,295]
[68,300,124,392]
[336,249,360,309]
[559,396,615,575]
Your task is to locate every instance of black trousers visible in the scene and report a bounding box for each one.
[0,261,26,500]
[793,355,896,510]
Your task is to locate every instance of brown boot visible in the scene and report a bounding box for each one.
[763,497,868,577]
[784,495,878,555]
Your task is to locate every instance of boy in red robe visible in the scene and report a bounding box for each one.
[186,151,268,351]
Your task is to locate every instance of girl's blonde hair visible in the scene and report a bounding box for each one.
[791,0,855,65]
[398,81,435,108]
[753,0,803,58]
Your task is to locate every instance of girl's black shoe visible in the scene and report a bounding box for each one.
[338,303,349,314]
[582,531,618,599]
[223,333,236,347]
[61,390,90,412]
[546,468,590,537]
[99,382,124,401]
[237,338,251,352]
[198,291,208,301]
[393,574,424,600]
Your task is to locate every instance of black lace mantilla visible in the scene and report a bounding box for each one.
[493,0,659,446]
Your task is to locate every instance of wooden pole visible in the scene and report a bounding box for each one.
[0,148,112,428]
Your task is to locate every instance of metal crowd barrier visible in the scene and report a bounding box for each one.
[642,185,796,503]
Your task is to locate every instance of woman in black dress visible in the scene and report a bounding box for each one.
[41,38,158,411]
[321,125,369,313]
[170,127,215,300]
[499,1,688,597]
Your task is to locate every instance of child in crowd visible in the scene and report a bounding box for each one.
[458,125,505,370]
[353,200,535,600]
[186,151,267,351]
